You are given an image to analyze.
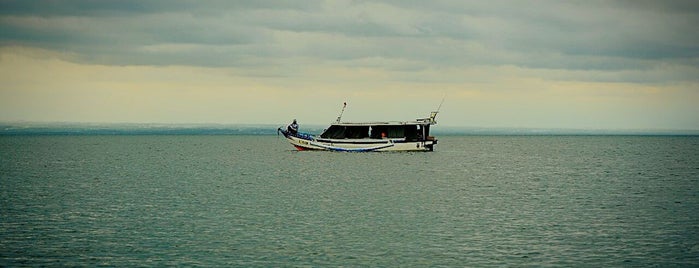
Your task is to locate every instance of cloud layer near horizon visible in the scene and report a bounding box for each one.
[1,1,698,129]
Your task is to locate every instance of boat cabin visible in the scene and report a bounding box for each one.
[319,122,432,142]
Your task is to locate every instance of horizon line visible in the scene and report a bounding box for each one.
[1,121,698,136]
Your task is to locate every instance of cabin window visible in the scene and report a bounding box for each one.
[320,125,345,138]
[370,125,418,140]
[403,125,418,141]
[345,126,369,139]
[320,125,369,139]
[322,124,427,140]
[370,127,387,139]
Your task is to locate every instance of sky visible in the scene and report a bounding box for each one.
[1,0,698,130]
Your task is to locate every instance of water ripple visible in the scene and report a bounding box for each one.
[1,135,698,266]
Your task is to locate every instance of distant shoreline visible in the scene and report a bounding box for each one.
[1,122,697,136]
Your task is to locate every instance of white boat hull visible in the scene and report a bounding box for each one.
[279,129,436,152]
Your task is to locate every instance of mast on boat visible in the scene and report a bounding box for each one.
[335,102,347,123]
[431,95,445,124]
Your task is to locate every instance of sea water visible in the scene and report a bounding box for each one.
[1,135,698,266]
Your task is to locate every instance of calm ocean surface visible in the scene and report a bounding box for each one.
[1,135,698,266]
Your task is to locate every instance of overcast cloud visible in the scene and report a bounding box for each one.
[1,0,698,129]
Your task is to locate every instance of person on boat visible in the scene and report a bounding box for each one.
[287,119,299,135]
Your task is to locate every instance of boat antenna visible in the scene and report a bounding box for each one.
[436,95,445,113]
[428,95,445,124]
[335,102,347,123]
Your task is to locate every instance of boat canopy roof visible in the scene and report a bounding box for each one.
[331,121,427,127]
[331,112,438,127]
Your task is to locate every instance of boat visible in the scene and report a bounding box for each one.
[277,104,439,152]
